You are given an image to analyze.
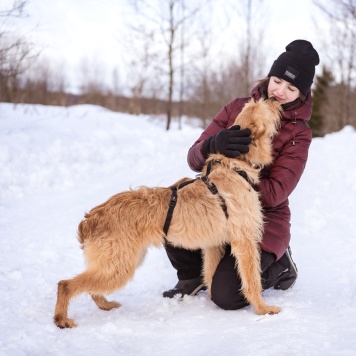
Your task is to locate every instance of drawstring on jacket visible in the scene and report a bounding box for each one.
[291,111,298,146]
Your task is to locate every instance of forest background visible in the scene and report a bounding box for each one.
[1,0,355,135]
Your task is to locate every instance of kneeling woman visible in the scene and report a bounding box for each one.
[163,39,320,310]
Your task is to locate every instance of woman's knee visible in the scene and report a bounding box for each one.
[210,274,249,310]
[210,246,248,310]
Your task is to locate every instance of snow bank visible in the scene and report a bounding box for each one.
[1,103,355,356]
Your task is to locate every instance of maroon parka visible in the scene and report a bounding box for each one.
[187,86,313,260]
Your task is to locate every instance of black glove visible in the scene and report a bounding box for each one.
[202,125,252,158]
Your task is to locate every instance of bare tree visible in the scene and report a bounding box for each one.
[187,5,239,128]
[186,0,267,127]
[0,0,38,103]
[177,0,186,129]
[125,0,203,130]
[234,0,267,95]
[106,68,122,112]
[0,0,27,18]
[19,57,68,106]
[23,58,51,104]
[0,36,34,102]
[123,26,159,115]
[314,0,356,128]
[189,24,214,128]
[78,58,108,107]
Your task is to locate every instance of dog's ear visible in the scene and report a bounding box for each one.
[251,124,267,140]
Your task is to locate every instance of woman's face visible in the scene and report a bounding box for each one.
[268,76,300,104]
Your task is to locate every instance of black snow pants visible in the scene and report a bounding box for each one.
[164,243,288,310]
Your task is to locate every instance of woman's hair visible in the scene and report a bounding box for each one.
[258,77,306,102]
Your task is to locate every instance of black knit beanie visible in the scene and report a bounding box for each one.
[268,40,320,96]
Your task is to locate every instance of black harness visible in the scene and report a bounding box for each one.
[162,160,252,236]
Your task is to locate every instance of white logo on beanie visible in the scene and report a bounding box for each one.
[285,70,296,80]
[284,66,299,81]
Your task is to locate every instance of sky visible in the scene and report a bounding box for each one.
[0,102,355,355]
[1,0,327,91]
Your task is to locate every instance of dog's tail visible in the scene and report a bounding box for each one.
[77,219,86,245]
[77,213,93,246]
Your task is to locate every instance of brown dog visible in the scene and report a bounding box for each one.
[54,98,282,328]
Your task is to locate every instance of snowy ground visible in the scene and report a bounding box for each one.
[1,103,355,356]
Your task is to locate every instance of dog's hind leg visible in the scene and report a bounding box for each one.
[203,246,225,296]
[230,238,281,315]
[54,264,135,328]
[91,295,121,311]
[54,270,128,328]
[54,271,95,328]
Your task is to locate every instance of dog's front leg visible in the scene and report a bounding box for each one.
[230,239,281,315]
[202,246,225,297]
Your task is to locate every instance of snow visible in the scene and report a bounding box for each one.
[1,102,355,356]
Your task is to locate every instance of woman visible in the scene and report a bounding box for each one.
[163,39,320,310]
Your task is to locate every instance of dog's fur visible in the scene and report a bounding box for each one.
[54,98,282,328]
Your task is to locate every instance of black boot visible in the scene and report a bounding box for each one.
[163,277,206,298]
[274,247,298,290]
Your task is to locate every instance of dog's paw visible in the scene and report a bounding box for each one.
[255,305,281,315]
[267,305,281,315]
[54,315,77,329]
[99,300,121,311]
[91,295,122,311]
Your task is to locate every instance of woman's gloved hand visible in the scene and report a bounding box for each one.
[202,125,252,158]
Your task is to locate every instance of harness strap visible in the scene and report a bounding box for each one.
[163,174,230,236]
[208,158,253,186]
[200,176,229,219]
[163,159,254,236]
[205,159,214,176]
[163,179,196,236]
[236,169,251,185]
